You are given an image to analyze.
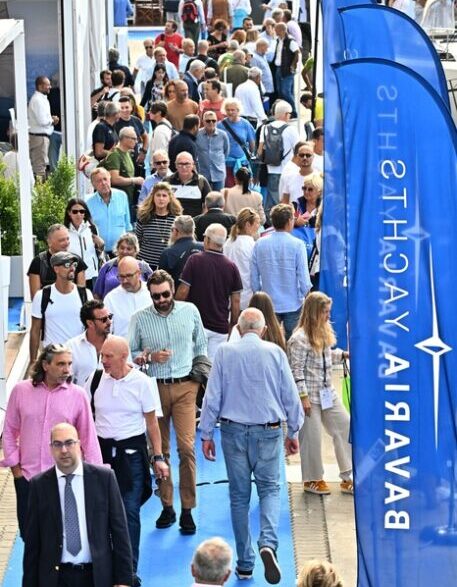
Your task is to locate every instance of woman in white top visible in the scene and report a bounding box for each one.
[223,207,260,309]
[223,167,266,225]
[64,198,104,289]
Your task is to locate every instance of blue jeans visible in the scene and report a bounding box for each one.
[274,71,297,117]
[276,307,301,340]
[48,131,62,171]
[265,173,281,219]
[221,421,282,572]
[121,451,145,572]
[210,180,224,191]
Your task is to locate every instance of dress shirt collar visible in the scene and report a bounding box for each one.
[55,460,84,479]
[240,331,262,341]
[95,190,112,204]
[39,380,71,393]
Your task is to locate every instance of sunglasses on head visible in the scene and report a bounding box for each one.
[151,290,172,301]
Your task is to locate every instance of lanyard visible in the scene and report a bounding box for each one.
[322,351,327,386]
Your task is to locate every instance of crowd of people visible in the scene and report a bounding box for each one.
[1,2,354,586]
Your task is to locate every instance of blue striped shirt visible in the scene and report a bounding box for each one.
[128,301,207,378]
[199,333,304,439]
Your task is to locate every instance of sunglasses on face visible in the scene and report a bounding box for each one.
[92,313,114,323]
[298,153,313,159]
[70,209,86,215]
[58,261,77,269]
[204,119,217,124]
[151,290,172,300]
[303,186,315,192]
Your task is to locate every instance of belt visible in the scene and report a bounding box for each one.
[59,563,93,571]
[157,375,191,384]
[220,418,281,429]
[29,132,51,137]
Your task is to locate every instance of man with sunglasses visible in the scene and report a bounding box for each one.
[281,142,316,206]
[138,149,172,206]
[129,269,207,535]
[66,300,112,386]
[104,256,151,338]
[196,111,230,191]
[23,422,132,587]
[29,252,93,369]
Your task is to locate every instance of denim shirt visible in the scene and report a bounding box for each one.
[196,128,230,182]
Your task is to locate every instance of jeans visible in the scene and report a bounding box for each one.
[274,71,297,117]
[265,173,281,219]
[210,180,224,191]
[14,476,30,539]
[221,421,282,571]
[121,451,146,572]
[48,131,62,171]
[276,307,302,340]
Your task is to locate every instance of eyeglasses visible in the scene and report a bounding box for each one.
[50,439,80,449]
[177,162,192,167]
[154,160,168,165]
[298,153,313,159]
[92,313,114,323]
[151,290,172,300]
[58,261,78,269]
[70,209,86,215]
[204,120,217,124]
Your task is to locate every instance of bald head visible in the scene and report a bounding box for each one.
[101,335,130,377]
[118,256,141,292]
[50,422,79,443]
[204,223,227,250]
[238,308,266,335]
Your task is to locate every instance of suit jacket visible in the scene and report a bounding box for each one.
[183,72,200,103]
[23,463,132,587]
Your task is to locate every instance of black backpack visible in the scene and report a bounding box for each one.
[263,123,289,166]
[89,368,104,416]
[40,285,88,341]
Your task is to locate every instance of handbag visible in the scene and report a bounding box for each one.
[342,357,351,413]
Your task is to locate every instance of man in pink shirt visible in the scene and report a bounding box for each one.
[1,343,102,538]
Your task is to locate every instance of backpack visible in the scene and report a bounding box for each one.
[40,284,88,341]
[181,0,198,23]
[89,368,104,416]
[155,120,178,139]
[263,123,289,166]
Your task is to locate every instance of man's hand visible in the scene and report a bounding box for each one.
[134,176,145,186]
[153,460,169,480]
[11,464,23,479]
[152,350,172,364]
[52,115,59,125]
[202,439,216,461]
[284,437,299,456]
[301,397,311,417]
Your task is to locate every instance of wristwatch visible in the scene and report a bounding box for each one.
[152,454,165,463]
[139,147,147,154]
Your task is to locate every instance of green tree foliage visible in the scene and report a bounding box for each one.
[0,164,21,255]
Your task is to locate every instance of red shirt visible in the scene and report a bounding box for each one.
[154,32,183,68]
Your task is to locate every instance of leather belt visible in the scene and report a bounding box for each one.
[29,132,51,137]
[157,375,191,384]
[220,418,281,429]
[60,563,93,571]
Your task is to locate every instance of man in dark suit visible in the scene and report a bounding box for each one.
[23,422,132,587]
[183,59,205,103]
[193,192,236,242]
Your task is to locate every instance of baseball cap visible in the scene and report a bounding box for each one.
[50,251,78,267]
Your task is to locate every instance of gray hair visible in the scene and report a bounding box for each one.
[31,344,71,386]
[205,192,225,209]
[173,215,195,236]
[97,100,107,118]
[274,99,293,117]
[228,39,240,51]
[248,67,262,80]
[109,47,120,61]
[197,40,209,52]
[105,101,120,118]
[189,59,205,72]
[114,232,140,255]
[192,537,233,584]
[204,223,227,246]
[238,308,266,334]
[119,126,137,139]
[47,223,67,239]
[152,148,169,163]
[233,49,245,63]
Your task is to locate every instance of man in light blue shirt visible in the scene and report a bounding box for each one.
[196,111,230,191]
[137,149,172,205]
[251,203,311,339]
[86,167,132,255]
[251,39,274,96]
[200,308,304,584]
[129,269,207,536]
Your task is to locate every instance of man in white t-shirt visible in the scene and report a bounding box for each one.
[281,142,315,205]
[278,140,306,198]
[133,39,155,95]
[104,256,151,339]
[29,251,93,369]
[257,100,299,217]
[312,127,324,173]
[86,335,168,587]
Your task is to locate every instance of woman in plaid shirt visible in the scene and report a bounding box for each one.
[287,292,353,496]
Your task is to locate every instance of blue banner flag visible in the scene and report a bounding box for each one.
[339,4,450,107]
[334,57,457,587]
[320,0,376,348]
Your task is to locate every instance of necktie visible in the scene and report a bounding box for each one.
[64,474,82,556]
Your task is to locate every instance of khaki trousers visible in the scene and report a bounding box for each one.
[157,379,199,509]
[29,134,50,178]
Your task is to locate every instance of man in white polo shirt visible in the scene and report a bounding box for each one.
[66,300,112,387]
[104,256,151,338]
[281,142,315,206]
[86,336,168,587]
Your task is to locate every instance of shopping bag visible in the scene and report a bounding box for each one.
[342,357,351,412]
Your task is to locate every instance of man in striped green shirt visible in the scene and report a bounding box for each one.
[129,269,207,535]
